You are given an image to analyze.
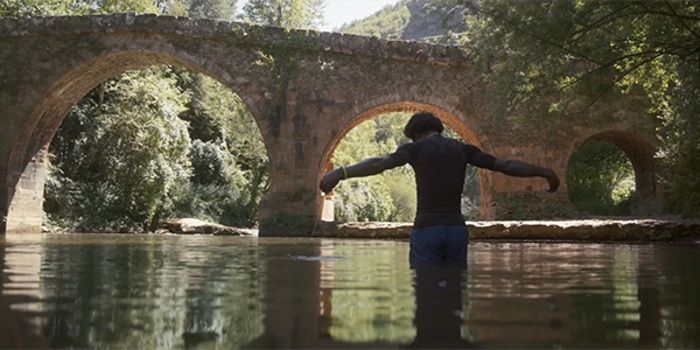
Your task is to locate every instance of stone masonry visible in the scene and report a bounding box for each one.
[0,15,662,235]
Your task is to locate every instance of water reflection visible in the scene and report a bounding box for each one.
[1,235,699,348]
[411,265,469,348]
[0,234,47,348]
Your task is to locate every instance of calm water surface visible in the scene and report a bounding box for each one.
[1,234,699,348]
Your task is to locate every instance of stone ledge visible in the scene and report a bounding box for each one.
[0,14,470,66]
[314,220,700,242]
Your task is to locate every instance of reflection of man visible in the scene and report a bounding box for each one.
[320,112,559,266]
[411,264,469,348]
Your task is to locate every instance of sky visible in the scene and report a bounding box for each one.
[236,0,402,32]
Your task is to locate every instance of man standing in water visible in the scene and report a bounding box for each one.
[320,112,560,266]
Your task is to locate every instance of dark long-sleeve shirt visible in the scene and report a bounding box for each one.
[385,134,496,228]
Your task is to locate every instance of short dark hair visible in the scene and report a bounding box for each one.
[403,112,444,140]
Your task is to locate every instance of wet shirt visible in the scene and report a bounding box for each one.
[385,134,497,228]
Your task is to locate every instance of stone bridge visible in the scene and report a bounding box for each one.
[0,14,661,236]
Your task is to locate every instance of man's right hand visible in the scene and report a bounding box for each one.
[320,169,343,194]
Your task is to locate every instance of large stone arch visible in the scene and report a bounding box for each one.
[4,47,271,233]
[316,99,494,222]
[564,129,660,214]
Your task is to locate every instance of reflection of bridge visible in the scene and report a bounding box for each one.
[0,15,661,235]
[0,235,671,347]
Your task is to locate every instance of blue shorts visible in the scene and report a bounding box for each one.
[409,225,469,268]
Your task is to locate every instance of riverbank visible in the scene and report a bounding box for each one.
[40,219,700,243]
[41,218,258,236]
[314,219,700,243]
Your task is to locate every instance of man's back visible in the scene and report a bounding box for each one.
[390,134,496,228]
[319,111,558,267]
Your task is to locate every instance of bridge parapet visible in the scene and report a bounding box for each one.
[0,14,471,67]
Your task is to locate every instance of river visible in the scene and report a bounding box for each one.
[1,234,699,348]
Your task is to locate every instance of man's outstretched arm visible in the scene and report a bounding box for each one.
[320,156,398,193]
[492,159,560,193]
[465,144,560,193]
[321,142,413,193]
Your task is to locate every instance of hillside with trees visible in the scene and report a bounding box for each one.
[339,0,470,44]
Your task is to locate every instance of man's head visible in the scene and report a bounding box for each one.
[403,112,444,141]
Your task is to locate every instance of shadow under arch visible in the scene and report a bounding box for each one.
[317,100,493,222]
[5,49,271,231]
[565,130,660,214]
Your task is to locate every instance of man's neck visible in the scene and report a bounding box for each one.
[416,131,439,141]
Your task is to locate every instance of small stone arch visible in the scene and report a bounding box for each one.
[317,100,493,222]
[5,49,271,232]
[565,130,660,214]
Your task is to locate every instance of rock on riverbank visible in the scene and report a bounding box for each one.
[160,218,257,236]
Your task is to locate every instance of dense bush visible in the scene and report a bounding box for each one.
[44,68,192,232]
[43,67,271,231]
[567,141,636,216]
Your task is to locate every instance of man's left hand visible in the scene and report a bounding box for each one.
[320,169,343,193]
[545,169,560,193]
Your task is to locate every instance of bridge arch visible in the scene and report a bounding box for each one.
[5,48,271,232]
[317,100,494,222]
[564,129,659,214]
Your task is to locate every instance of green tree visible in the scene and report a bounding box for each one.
[84,0,161,13]
[0,0,81,16]
[242,0,325,28]
[0,0,163,16]
[173,70,269,227]
[165,1,270,227]
[45,68,192,231]
[460,0,699,217]
[184,0,236,19]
